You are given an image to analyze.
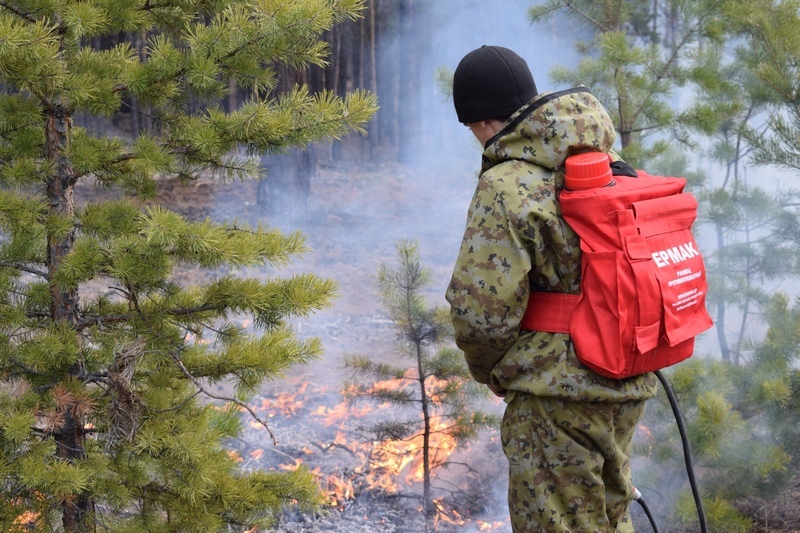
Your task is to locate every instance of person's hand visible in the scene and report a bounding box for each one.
[487,381,507,398]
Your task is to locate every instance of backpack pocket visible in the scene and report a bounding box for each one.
[569,249,632,377]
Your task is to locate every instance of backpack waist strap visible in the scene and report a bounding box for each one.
[520,292,580,334]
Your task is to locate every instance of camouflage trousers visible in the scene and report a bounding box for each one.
[501,391,646,532]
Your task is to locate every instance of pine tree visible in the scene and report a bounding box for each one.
[0,0,377,531]
[342,240,498,523]
[528,0,731,166]
[726,0,800,172]
[640,293,800,530]
[667,0,800,364]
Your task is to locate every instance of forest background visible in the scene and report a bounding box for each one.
[1,0,799,532]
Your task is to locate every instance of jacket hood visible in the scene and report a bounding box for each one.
[481,87,616,175]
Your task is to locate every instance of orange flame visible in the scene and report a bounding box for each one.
[280,458,304,471]
[228,450,243,463]
[637,423,655,456]
[244,377,506,528]
[258,390,304,417]
[324,474,355,507]
[432,498,466,530]
[249,448,264,460]
[476,519,508,530]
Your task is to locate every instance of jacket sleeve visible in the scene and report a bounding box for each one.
[445,174,532,384]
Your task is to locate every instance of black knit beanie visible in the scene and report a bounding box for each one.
[452,45,538,124]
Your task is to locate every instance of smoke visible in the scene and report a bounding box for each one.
[204,1,718,529]
[405,0,581,164]
[239,3,579,527]
[373,0,582,291]
[236,1,589,528]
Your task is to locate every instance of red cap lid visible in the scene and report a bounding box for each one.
[565,152,613,190]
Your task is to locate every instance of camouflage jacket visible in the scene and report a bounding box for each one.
[446,87,658,402]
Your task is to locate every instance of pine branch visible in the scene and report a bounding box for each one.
[0,0,38,23]
[107,338,146,445]
[0,261,49,278]
[73,153,138,180]
[146,390,201,414]
[563,1,611,33]
[169,349,278,445]
[121,3,340,104]
[18,312,53,329]
[0,121,42,140]
[137,0,190,12]
[167,145,196,156]
[76,314,130,331]
[6,355,42,377]
[627,123,671,135]
[180,159,255,180]
[218,6,331,64]
[626,12,715,130]
[167,303,219,316]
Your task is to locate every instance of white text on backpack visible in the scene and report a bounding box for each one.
[651,242,700,268]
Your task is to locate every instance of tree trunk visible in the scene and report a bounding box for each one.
[366,0,379,155]
[397,0,418,164]
[417,348,433,520]
[375,0,398,159]
[258,148,317,226]
[44,102,94,532]
[663,0,679,49]
[256,63,319,220]
[330,25,344,161]
[44,104,78,331]
[713,222,730,363]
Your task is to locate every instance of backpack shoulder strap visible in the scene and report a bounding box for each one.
[610,160,638,177]
[520,159,634,333]
[520,292,579,333]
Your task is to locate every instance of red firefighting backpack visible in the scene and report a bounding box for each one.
[520,152,713,379]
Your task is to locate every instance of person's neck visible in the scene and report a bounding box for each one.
[469,118,505,146]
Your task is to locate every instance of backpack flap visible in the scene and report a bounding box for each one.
[632,192,713,346]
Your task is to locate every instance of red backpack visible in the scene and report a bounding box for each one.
[520,153,713,379]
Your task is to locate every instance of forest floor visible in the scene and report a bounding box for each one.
[80,156,800,532]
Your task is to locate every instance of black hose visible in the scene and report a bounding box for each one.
[633,489,661,533]
[654,369,709,533]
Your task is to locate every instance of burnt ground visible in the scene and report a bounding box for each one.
[76,157,800,532]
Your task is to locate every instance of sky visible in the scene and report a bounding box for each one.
[371,0,585,296]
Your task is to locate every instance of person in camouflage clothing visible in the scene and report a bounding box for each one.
[447,45,659,532]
